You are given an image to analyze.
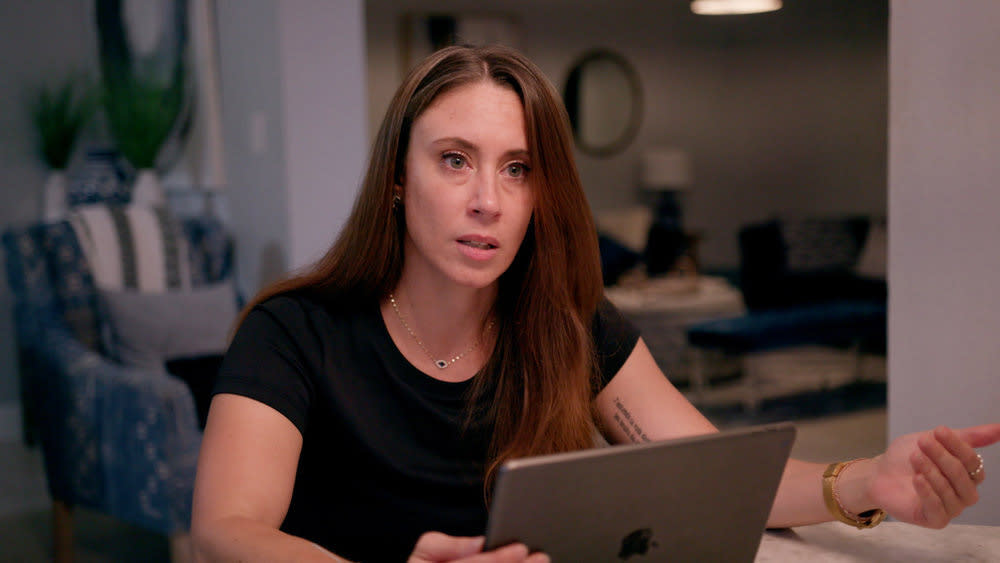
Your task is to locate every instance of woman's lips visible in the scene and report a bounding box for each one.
[458,234,499,248]
[457,235,499,260]
[460,240,494,249]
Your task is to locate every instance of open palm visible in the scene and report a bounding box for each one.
[866,424,999,528]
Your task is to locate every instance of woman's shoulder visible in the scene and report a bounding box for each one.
[592,296,641,384]
[252,290,373,328]
[256,290,323,315]
[593,296,639,341]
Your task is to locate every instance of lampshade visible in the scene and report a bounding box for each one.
[691,0,782,15]
[641,147,693,191]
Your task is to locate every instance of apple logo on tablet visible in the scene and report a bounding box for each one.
[618,528,655,559]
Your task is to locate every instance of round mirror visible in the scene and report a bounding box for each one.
[563,50,643,157]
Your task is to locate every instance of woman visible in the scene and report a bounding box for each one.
[191,45,998,562]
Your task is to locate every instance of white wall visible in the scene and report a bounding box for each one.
[277,0,367,271]
[366,0,888,270]
[888,0,1000,525]
[216,0,290,296]
[216,0,366,296]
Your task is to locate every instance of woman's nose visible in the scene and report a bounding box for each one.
[470,173,501,217]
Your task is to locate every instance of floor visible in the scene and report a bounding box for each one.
[0,439,172,562]
[0,406,887,562]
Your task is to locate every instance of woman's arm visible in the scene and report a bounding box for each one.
[191,393,345,562]
[191,394,547,563]
[595,338,999,529]
[594,339,717,445]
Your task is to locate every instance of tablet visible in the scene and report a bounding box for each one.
[485,423,795,562]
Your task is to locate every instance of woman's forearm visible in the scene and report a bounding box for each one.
[192,516,351,563]
[766,457,879,529]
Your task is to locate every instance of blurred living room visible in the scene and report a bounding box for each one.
[1,0,997,560]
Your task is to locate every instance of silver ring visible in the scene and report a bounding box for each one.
[969,453,984,481]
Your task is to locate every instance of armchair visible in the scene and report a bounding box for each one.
[2,211,233,560]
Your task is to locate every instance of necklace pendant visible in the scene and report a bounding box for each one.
[435,360,449,369]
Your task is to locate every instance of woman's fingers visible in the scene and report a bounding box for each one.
[935,426,984,473]
[954,422,1000,449]
[410,533,485,561]
[461,543,546,563]
[408,532,547,563]
[910,446,964,518]
[919,431,980,507]
[483,543,532,562]
[935,426,986,487]
[912,472,949,529]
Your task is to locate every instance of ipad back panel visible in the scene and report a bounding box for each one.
[485,424,795,562]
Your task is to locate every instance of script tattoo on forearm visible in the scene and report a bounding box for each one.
[612,396,650,443]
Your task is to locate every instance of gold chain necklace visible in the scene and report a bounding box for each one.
[388,293,494,369]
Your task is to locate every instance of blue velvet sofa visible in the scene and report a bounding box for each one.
[686,216,886,406]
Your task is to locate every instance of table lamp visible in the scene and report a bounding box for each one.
[691,0,782,16]
[641,147,694,275]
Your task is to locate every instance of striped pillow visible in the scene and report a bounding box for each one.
[69,204,192,292]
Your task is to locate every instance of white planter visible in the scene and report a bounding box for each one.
[42,170,68,222]
[132,169,165,207]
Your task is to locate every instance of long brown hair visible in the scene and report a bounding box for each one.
[238,44,604,489]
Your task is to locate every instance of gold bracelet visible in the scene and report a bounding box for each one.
[822,460,887,529]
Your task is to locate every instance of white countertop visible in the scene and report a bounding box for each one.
[757,522,1000,562]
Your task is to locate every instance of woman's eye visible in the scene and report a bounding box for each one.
[445,154,466,169]
[506,163,528,178]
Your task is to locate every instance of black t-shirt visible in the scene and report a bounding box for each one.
[214,293,639,561]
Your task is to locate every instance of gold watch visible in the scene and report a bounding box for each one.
[823,460,887,529]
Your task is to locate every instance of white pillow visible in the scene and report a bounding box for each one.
[69,204,192,292]
[101,282,238,369]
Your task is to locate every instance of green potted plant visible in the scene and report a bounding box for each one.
[102,71,187,205]
[30,76,95,220]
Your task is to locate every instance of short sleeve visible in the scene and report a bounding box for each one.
[592,297,640,388]
[213,297,315,434]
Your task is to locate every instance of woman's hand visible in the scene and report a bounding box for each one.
[408,532,549,563]
[863,423,1000,528]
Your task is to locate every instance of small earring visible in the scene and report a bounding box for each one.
[392,193,402,209]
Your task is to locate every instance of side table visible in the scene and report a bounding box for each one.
[605,275,745,385]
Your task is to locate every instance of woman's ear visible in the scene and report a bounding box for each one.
[394,163,405,188]
[394,162,405,202]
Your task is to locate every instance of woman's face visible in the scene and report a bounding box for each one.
[399,80,535,290]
